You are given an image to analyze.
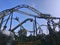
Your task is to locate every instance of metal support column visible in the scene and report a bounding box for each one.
[33,17,37,36]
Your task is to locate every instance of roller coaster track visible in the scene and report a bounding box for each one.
[0,4,51,19]
[10,18,33,32]
[0,5,60,45]
[0,4,50,34]
[0,4,60,35]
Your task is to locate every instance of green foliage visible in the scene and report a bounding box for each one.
[18,28,27,36]
[14,27,60,45]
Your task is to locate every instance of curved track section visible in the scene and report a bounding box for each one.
[0,4,51,19]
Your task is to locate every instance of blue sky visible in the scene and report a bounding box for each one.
[0,0,60,35]
[0,0,60,17]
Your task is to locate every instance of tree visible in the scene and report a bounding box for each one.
[18,28,27,36]
[18,27,27,42]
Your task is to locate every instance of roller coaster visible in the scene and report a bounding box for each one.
[0,4,60,45]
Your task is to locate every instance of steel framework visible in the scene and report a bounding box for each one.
[0,4,60,36]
